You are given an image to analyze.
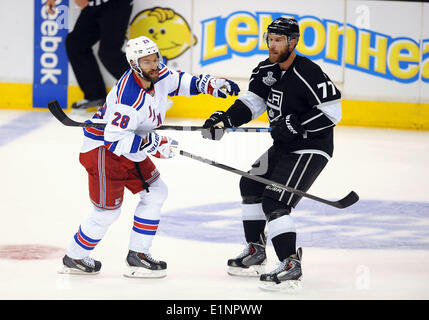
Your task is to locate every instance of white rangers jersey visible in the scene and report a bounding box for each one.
[80,63,199,161]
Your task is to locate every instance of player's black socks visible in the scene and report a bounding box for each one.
[271,232,297,261]
[243,220,266,244]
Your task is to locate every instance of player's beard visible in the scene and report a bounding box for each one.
[269,47,291,63]
[141,69,159,82]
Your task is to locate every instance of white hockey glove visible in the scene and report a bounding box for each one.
[140,132,178,159]
[197,74,240,98]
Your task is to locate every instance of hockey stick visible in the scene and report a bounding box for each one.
[47,99,358,208]
[47,100,271,132]
[179,150,359,209]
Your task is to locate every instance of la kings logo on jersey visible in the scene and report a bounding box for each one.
[262,71,277,86]
[267,89,283,121]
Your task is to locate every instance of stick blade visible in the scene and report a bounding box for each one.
[335,191,359,209]
[48,99,68,123]
[47,99,105,128]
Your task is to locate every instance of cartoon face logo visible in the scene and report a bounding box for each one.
[128,7,197,62]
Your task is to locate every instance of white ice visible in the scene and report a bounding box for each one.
[0,109,428,300]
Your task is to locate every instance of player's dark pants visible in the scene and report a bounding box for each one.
[65,0,133,101]
[240,145,328,259]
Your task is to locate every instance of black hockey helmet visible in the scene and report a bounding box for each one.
[265,17,300,45]
[267,17,300,38]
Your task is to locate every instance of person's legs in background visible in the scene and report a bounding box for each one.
[66,6,106,108]
[98,0,133,79]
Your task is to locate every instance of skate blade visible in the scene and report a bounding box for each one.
[259,278,303,292]
[227,265,266,277]
[123,266,167,279]
[57,266,100,275]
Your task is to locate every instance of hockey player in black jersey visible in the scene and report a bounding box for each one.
[201,17,342,290]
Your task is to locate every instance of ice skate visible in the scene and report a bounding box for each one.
[227,233,267,277]
[124,250,167,278]
[58,255,101,275]
[259,247,303,292]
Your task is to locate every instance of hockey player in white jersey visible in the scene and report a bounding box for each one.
[59,36,240,278]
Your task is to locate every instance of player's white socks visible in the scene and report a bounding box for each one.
[128,178,168,253]
[66,178,168,259]
[66,206,121,259]
[267,215,296,240]
[242,203,266,221]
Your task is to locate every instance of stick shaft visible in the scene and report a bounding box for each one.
[179,150,359,209]
[48,99,358,208]
[48,99,270,132]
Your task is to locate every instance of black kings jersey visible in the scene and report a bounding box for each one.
[233,55,342,158]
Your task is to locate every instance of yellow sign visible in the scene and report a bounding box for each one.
[200,11,428,84]
[128,7,197,63]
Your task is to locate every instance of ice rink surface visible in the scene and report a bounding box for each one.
[0,109,428,301]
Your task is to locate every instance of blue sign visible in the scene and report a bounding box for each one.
[33,0,69,109]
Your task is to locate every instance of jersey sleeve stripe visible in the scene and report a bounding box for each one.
[155,71,169,83]
[158,67,168,76]
[117,73,131,104]
[83,121,105,141]
[130,135,142,153]
[115,70,130,98]
[251,62,277,75]
[106,141,118,152]
[293,67,322,105]
[301,112,324,125]
[172,71,184,96]
[305,124,335,132]
[292,149,331,161]
[190,76,199,95]
[83,130,105,141]
[317,99,342,124]
[238,91,266,120]
[135,93,146,111]
[84,126,105,135]
[132,90,144,109]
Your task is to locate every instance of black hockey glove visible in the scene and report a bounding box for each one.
[201,111,233,140]
[270,114,304,143]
